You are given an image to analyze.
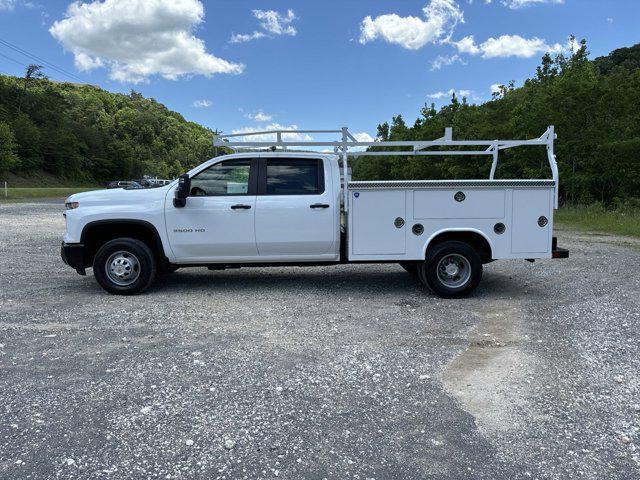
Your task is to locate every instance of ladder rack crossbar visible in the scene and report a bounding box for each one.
[216,140,548,148]
[220,129,343,138]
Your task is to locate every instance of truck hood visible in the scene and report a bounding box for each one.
[66,186,172,206]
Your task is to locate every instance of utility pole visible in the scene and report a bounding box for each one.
[213,129,222,157]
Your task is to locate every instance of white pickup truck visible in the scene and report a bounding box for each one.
[61,126,568,297]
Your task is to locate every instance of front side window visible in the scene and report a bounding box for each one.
[190,160,251,196]
[265,159,324,195]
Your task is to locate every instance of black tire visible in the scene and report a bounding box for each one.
[399,262,419,276]
[93,238,156,295]
[419,241,482,298]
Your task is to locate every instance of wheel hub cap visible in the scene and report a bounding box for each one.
[445,263,459,276]
[437,254,472,289]
[105,251,141,286]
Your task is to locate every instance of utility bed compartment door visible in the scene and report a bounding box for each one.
[350,190,406,255]
[413,189,505,219]
[511,188,552,254]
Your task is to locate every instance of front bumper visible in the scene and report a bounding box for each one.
[61,242,87,275]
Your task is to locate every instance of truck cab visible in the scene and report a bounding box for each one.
[166,152,341,262]
[62,153,343,293]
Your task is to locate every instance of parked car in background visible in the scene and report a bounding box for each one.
[136,178,172,188]
[151,179,172,187]
[107,179,170,189]
[107,180,142,189]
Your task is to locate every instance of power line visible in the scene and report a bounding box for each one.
[0,51,27,69]
[0,37,85,82]
[0,37,86,83]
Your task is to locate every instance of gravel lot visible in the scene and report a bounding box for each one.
[0,202,638,480]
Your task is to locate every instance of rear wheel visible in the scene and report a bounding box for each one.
[419,241,482,298]
[93,238,156,295]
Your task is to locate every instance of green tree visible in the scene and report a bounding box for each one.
[0,121,20,173]
[17,64,47,113]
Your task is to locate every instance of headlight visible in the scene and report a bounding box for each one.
[65,202,79,210]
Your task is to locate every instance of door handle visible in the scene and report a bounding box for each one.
[231,204,252,210]
[310,203,330,209]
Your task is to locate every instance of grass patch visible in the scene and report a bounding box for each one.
[555,204,640,238]
[0,187,98,202]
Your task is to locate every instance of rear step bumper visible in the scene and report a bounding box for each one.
[552,237,569,259]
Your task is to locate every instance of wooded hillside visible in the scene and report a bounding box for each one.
[0,72,217,183]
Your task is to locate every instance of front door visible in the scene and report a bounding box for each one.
[255,157,336,258]
[165,158,259,261]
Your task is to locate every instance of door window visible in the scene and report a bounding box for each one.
[264,159,324,195]
[190,160,252,196]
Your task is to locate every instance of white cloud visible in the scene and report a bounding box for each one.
[353,132,375,143]
[49,0,244,84]
[0,0,16,11]
[230,9,297,43]
[359,0,464,50]
[346,132,375,152]
[192,100,212,108]
[452,34,563,58]
[230,32,267,43]
[491,83,503,94]
[255,9,297,35]
[231,123,312,143]
[428,88,471,99]
[245,110,274,122]
[430,53,464,70]
[502,0,564,8]
[451,35,480,55]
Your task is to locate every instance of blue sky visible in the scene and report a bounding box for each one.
[0,0,638,141]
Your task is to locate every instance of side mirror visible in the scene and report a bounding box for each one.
[173,173,191,208]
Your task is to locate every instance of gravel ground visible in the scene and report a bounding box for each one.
[0,202,638,480]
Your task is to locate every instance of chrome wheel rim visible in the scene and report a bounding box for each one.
[437,254,471,288]
[105,251,141,286]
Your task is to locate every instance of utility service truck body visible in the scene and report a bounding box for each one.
[61,127,568,297]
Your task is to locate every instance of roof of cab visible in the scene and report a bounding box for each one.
[188,151,339,176]
[217,151,339,159]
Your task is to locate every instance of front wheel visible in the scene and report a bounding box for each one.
[419,241,482,298]
[93,238,156,295]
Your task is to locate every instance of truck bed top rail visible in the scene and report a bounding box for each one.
[213,126,559,209]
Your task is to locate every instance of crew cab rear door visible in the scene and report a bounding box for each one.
[165,158,259,261]
[254,157,336,258]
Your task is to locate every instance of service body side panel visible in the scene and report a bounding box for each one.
[347,180,555,262]
[350,190,406,255]
[511,188,553,254]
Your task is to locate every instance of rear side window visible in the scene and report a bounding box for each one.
[265,159,324,195]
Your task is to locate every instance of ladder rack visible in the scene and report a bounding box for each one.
[213,126,559,209]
